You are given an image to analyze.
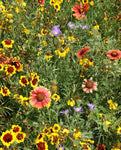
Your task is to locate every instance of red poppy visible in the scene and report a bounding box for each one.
[77,46,90,58]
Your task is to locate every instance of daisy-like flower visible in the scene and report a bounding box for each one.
[15,132,26,143]
[79,24,88,29]
[41,28,48,36]
[77,46,90,58]
[0,130,15,147]
[49,133,60,146]
[87,103,96,110]
[117,126,121,134]
[107,50,121,60]
[51,94,60,101]
[30,74,39,88]
[30,86,51,109]
[67,98,75,107]
[53,124,61,133]
[11,125,21,134]
[54,3,60,12]
[82,0,88,4]
[19,76,29,87]
[80,142,91,150]
[82,77,97,93]
[67,22,75,29]
[37,0,44,6]
[35,133,46,144]
[57,144,64,150]
[2,40,14,48]
[60,109,70,114]
[73,107,83,114]
[52,25,61,36]
[0,86,11,96]
[72,2,89,20]
[36,140,48,150]
[5,65,16,77]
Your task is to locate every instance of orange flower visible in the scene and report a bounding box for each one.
[72,2,89,20]
[107,50,121,60]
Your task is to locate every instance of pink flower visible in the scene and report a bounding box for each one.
[82,77,97,93]
[37,0,44,6]
[77,46,90,58]
[107,49,121,60]
[72,2,89,20]
[30,86,51,109]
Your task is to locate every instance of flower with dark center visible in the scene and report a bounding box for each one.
[82,77,97,93]
[30,86,51,109]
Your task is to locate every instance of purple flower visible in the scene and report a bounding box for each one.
[52,25,60,30]
[79,24,88,29]
[67,22,75,29]
[73,107,83,114]
[87,103,96,110]
[60,109,70,114]
[52,25,61,36]
[57,144,64,150]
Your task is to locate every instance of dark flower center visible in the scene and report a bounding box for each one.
[21,78,27,84]
[36,93,45,101]
[13,127,19,132]
[3,133,12,143]
[54,126,58,130]
[86,81,93,88]
[37,142,45,149]
[32,78,38,85]
[5,40,11,45]
[111,52,118,57]
[3,88,7,94]
[17,133,23,140]
[8,67,14,73]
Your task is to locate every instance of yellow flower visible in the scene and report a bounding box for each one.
[67,98,75,107]
[73,129,81,140]
[89,0,94,6]
[54,4,60,12]
[117,126,121,134]
[0,64,4,71]
[62,128,70,136]
[15,7,20,13]
[53,124,61,132]
[83,139,94,144]
[50,0,55,5]
[89,31,93,35]
[51,94,60,101]
[82,0,88,4]
[0,130,15,147]
[7,14,13,19]
[19,76,29,87]
[5,65,16,76]
[2,40,14,48]
[39,7,44,11]
[41,28,48,35]
[41,41,47,46]
[35,133,46,144]
[44,55,53,61]
[21,2,26,7]
[15,132,26,143]
[68,36,75,41]
[0,86,11,96]
[104,17,107,21]
[11,125,22,134]
[94,25,99,30]
[24,29,30,35]
[107,100,118,110]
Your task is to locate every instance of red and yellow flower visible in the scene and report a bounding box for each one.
[15,132,26,143]
[0,86,11,96]
[0,130,15,147]
[11,125,22,134]
[19,76,29,87]
[36,140,48,150]
[5,64,16,76]
[2,40,14,48]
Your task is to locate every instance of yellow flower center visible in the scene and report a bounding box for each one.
[111,52,118,57]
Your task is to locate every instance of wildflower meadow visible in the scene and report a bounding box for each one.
[0,0,121,149]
